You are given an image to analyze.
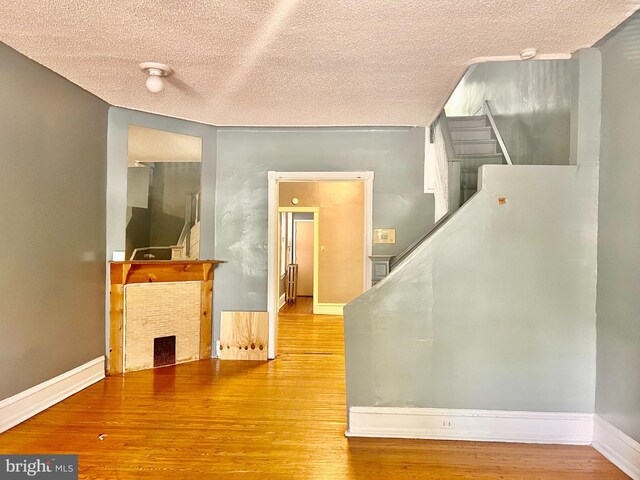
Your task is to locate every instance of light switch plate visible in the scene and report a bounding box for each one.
[373,228,396,244]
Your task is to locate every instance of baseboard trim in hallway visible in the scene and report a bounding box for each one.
[314,302,344,315]
[593,415,640,480]
[0,357,105,434]
[347,406,593,445]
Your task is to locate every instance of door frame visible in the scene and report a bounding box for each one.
[267,171,374,359]
[278,207,319,311]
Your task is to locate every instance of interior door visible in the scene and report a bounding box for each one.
[294,221,314,296]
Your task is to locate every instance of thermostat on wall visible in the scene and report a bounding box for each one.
[373,229,396,244]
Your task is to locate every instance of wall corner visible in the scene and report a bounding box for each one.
[570,48,602,168]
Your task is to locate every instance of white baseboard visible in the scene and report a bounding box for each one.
[593,415,640,479]
[347,406,593,445]
[314,303,344,315]
[278,293,286,310]
[0,357,105,434]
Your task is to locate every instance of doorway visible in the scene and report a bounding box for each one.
[267,171,374,359]
[278,208,318,315]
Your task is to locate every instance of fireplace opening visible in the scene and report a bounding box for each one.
[154,336,176,367]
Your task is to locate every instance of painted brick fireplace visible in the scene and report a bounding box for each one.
[124,281,201,372]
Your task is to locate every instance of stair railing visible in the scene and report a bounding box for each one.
[389,212,451,271]
[129,246,173,260]
[388,112,460,274]
[385,106,509,278]
[483,100,513,166]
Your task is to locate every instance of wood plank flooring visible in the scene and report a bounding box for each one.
[0,309,627,479]
[279,296,313,315]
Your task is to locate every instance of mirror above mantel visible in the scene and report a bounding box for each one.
[126,125,202,261]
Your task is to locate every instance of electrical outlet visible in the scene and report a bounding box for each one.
[440,418,455,429]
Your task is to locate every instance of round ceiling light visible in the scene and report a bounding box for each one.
[139,62,173,93]
[519,48,538,60]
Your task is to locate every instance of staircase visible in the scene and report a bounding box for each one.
[447,115,506,204]
[369,111,510,284]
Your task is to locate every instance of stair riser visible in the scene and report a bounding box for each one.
[453,141,497,155]
[447,117,488,129]
[449,129,492,141]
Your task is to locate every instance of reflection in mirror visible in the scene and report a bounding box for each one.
[126,125,202,261]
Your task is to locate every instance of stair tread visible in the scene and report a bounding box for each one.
[449,128,493,141]
[447,115,487,121]
[453,139,497,144]
[448,126,492,131]
[457,153,504,159]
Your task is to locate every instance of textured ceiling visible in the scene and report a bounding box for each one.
[0,1,638,126]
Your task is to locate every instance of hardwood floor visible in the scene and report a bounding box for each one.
[279,296,313,315]
[0,310,626,479]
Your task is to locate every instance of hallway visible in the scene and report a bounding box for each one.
[279,296,314,316]
[0,310,625,479]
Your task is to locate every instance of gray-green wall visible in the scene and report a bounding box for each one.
[105,122,433,359]
[595,13,640,442]
[107,107,217,263]
[345,165,598,412]
[214,127,433,347]
[345,50,603,415]
[445,60,572,166]
[0,42,109,399]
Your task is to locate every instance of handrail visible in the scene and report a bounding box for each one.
[483,100,513,165]
[176,221,190,247]
[389,213,451,271]
[129,246,173,260]
[390,105,508,274]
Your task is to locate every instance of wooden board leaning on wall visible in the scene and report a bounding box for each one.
[219,311,269,361]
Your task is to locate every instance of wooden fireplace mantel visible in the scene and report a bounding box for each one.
[108,260,224,375]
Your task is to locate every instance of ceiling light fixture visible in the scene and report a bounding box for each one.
[519,48,538,60]
[139,62,173,93]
